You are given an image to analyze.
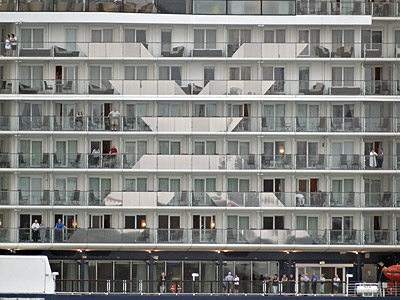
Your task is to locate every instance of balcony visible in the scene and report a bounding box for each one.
[3,190,400,208]
[0,0,396,16]
[2,42,400,59]
[5,116,398,133]
[5,152,400,171]
[0,228,397,246]
[2,79,400,96]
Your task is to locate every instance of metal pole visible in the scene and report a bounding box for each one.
[123,280,127,294]
[149,255,154,293]
[218,256,223,293]
[139,280,143,294]
[357,252,361,282]
[80,251,86,292]
[107,280,111,293]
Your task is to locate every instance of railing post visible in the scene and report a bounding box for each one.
[107,279,111,293]
[123,280,127,294]
[139,280,143,294]
[262,280,266,295]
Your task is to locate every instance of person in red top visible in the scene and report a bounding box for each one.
[109,145,118,168]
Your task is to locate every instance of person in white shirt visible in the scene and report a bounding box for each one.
[296,191,305,206]
[333,274,341,294]
[303,273,310,294]
[369,149,377,168]
[5,34,11,56]
[319,273,325,294]
[108,107,121,131]
[31,219,40,242]
[233,274,240,293]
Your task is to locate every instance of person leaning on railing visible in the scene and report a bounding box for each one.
[281,274,288,293]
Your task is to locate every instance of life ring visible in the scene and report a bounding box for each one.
[171,283,182,293]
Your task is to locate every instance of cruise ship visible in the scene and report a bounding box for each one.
[0,0,399,294]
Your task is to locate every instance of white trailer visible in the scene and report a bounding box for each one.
[0,255,57,294]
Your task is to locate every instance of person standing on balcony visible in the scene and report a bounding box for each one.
[92,147,100,167]
[303,273,310,294]
[319,273,325,294]
[288,274,295,294]
[10,34,17,56]
[295,191,305,206]
[377,148,384,168]
[31,219,40,242]
[264,273,271,294]
[55,218,65,242]
[281,274,288,293]
[311,272,318,294]
[233,274,240,293]
[333,274,341,294]
[109,144,118,168]
[369,149,377,168]
[224,271,234,293]
[5,34,11,56]
[75,108,84,130]
[272,274,279,294]
[159,271,167,293]
[108,107,120,131]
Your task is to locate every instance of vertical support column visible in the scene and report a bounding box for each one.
[357,252,362,282]
[80,251,86,292]
[149,254,154,293]
[218,254,223,293]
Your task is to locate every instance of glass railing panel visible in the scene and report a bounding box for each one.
[2,79,400,96]
[227,0,261,14]
[364,229,393,245]
[14,190,83,206]
[0,0,15,11]
[4,0,400,16]
[262,0,295,15]
[52,0,83,11]
[19,0,53,12]
[329,229,361,244]
[156,0,191,14]
[2,228,399,245]
[193,0,226,14]
[7,152,400,171]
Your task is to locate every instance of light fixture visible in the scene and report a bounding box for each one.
[210,220,216,229]
[279,146,285,154]
[72,221,77,228]
[141,220,147,228]
[0,217,2,227]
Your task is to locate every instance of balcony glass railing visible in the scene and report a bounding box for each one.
[4,153,400,171]
[2,190,400,208]
[0,228,398,246]
[2,42,400,59]
[53,278,348,294]
[0,0,397,16]
[2,79,400,96]
[2,116,400,133]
